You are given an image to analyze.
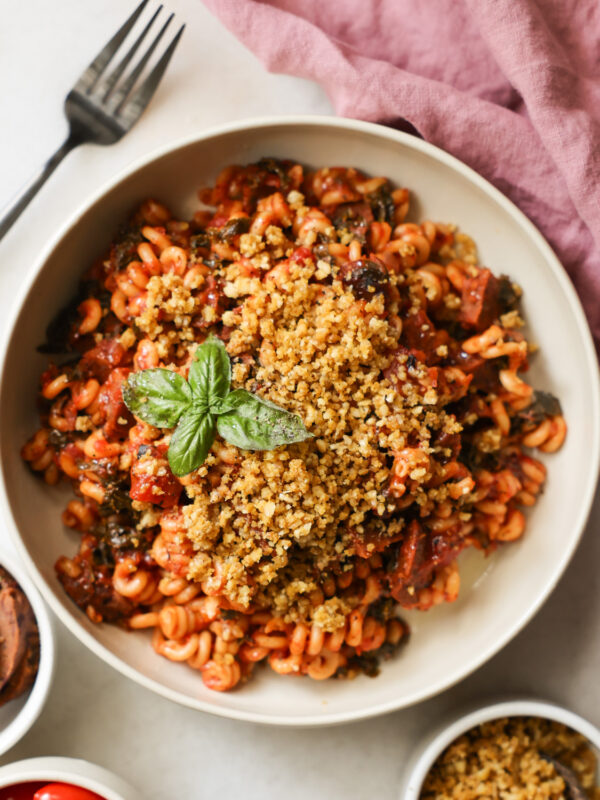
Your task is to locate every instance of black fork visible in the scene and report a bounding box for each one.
[0,0,184,242]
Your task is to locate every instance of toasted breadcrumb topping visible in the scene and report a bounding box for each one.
[152,238,464,627]
[421,717,600,800]
[136,274,199,359]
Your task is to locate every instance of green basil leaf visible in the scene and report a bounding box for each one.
[123,369,192,428]
[168,409,216,476]
[188,335,231,409]
[216,390,313,450]
[210,388,257,415]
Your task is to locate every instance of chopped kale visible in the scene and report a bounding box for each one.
[202,253,223,272]
[38,280,110,355]
[459,441,503,473]
[98,482,134,516]
[218,217,251,241]
[112,224,144,272]
[255,158,292,192]
[511,390,562,433]
[38,298,80,354]
[92,540,116,567]
[497,275,520,312]
[48,429,76,449]
[92,516,149,552]
[369,597,396,623]
[190,232,211,250]
[346,652,381,678]
[366,183,395,224]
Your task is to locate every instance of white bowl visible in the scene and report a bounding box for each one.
[0,756,141,799]
[0,549,55,757]
[401,699,600,798]
[0,116,598,726]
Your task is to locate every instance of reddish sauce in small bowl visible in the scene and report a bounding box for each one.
[0,783,105,800]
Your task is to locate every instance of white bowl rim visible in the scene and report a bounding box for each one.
[0,756,141,799]
[402,698,600,798]
[0,114,598,726]
[0,547,55,757]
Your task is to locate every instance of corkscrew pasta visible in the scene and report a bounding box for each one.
[23,159,566,692]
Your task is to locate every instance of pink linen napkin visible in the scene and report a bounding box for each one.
[203,0,600,349]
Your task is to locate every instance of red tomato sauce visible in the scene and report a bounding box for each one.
[0,781,106,800]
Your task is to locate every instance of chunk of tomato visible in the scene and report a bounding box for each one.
[33,783,106,800]
[129,444,182,508]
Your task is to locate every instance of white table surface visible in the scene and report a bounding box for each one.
[0,2,599,797]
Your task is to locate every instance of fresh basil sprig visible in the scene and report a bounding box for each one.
[122,335,313,477]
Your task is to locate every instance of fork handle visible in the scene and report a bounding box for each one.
[0,134,80,243]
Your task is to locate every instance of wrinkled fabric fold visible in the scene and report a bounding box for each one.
[202,0,600,347]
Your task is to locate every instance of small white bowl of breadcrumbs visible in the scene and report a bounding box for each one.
[402,699,600,800]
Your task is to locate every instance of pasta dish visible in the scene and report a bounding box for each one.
[22,159,566,691]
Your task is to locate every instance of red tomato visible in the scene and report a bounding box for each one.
[129,444,182,508]
[33,784,105,800]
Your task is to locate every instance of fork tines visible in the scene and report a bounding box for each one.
[75,1,185,119]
